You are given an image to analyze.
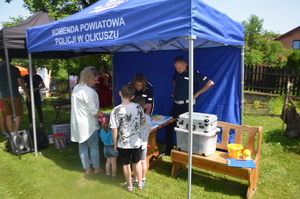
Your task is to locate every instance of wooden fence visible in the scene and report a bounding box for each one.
[244,65,300,96]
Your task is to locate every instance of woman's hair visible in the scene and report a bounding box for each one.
[131,73,147,92]
[79,66,101,85]
[100,114,110,132]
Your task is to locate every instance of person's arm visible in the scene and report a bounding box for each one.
[193,80,214,99]
[34,78,45,92]
[95,111,105,118]
[171,79,176,98]
[112,128,118,152]
[144,103,152,115]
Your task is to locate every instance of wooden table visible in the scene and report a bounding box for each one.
[146,116,176,169]
[48,99,71,124]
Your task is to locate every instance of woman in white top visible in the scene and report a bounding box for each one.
[71,66,103,175]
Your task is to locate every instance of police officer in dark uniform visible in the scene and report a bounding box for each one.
[130,73,154,114]
[161,56,214,156]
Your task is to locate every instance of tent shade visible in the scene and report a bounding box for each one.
[0,10,101,59]
[0,11,54,50]
[25,0,244,126]
[24,2,245,187]
[26,0,243,54]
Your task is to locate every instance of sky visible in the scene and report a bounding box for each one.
[0,0,299,34]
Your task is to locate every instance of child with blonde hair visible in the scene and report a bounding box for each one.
[99,114,118,177]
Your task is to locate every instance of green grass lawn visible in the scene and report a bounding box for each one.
[0,100,299,199]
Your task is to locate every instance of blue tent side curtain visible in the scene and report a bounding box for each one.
[113,47,242,143]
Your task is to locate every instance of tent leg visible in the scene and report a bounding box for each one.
[4,49,22,159]
[241,47,245,125]
[28,53,39,157]
[187,35,196,199]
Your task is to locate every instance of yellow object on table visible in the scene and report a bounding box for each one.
[227,143,243,159]
[243,149,252,160]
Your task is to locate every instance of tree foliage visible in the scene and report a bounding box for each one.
[1,15,27,28]
[286,50,300,69]
[242,15,290,67]
[22,0,98,20]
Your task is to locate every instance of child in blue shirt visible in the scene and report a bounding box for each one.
[99,114,118,177]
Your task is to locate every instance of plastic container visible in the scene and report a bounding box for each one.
[175,127,220,156]
[227,144,243,159]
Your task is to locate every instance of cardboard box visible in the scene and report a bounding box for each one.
[52,124,71,143]
[177,112,218,132]
[175,127,220,156]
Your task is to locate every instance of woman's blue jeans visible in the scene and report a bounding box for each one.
[78,129,100,169]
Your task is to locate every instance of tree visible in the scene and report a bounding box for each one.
[286,50,300,69]
[242,15,289,67]
[1,16,27,27]
[22,0,98,20]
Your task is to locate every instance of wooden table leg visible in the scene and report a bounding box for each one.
[146,130,162,169]
[53,105,62,124]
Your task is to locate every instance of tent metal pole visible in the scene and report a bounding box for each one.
[187,35,196,199]
[241,47,245,125]
[111,53,115,106]
[4,48,18,133]
[28,53,38,157]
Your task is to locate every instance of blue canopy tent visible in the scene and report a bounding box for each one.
[26,0,244,197]
[26,0,244,126]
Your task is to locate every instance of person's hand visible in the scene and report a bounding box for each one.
[114,144,118,153]
[26,96,31,102]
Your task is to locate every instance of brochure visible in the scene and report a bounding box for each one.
[226,158,256,168]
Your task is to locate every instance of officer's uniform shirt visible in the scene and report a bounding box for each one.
[173,69,209,101]
[129,82,154,104]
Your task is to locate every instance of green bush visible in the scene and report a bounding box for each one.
[268,96,284,115]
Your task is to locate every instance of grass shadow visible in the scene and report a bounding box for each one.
[150,154,247,198]
[176,168,248,198]
[263,128,300,155]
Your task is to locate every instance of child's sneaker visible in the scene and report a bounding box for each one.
[2,132,9,137]
[142,178,146,184]
[131,178,138,186]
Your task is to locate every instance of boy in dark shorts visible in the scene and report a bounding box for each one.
[110,84,146,192]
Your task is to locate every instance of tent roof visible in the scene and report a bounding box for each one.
[0,11,100,59]
[0,11,54,50]
[26,0,244,54]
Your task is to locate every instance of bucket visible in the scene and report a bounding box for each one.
[227,144,243,159]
